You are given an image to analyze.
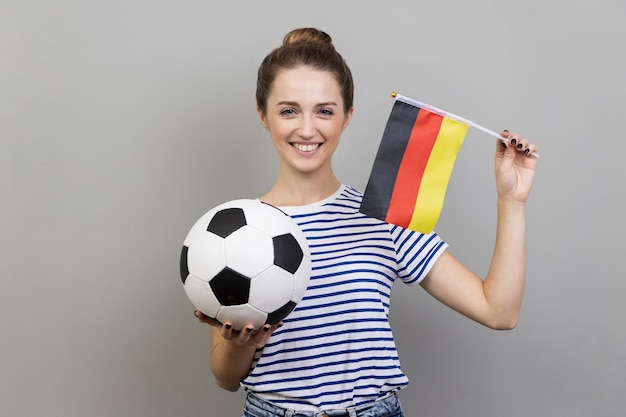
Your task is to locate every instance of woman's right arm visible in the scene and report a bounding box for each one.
[195,311,278,391]
[209,325,258,391]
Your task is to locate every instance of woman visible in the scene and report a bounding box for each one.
[195,27,539,417]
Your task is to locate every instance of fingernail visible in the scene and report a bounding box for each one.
[245,326,253,333]
[500,141,507,149]
[517,143,523,149]
[224,323,232,330]
[524,149,530,155]
[503,129,509,133]
[510,138,517,145]
[263,325,271,332]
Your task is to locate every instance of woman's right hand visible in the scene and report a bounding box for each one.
[194,310,281,349]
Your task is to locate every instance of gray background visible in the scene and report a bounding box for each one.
[2,1,624,416]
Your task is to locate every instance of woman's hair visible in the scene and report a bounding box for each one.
[256,28,354,114]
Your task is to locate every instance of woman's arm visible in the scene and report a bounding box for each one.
[209,325,258,391]
[195,311,279,391]
[420,131,538,329]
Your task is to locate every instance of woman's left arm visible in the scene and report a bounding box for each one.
[420,131,539,330]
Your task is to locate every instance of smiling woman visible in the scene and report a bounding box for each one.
[194,27,538,417]
[258,67,353,194]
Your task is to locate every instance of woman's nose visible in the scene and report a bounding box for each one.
[297,116,316,139]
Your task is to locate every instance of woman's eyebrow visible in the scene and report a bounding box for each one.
[274,101,338,107]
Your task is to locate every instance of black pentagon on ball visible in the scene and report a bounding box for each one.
[180,245,189,284]
[209,267,251,306]
[272,234,303,274]
[266,301,297,325]
[207,207,247,238]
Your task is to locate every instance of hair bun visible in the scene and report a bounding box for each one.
[282,28,333,46]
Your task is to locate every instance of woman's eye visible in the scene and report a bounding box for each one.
[319,109,333,116]
[280,108,296,116]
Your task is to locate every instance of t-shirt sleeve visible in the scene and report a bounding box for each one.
[389,224,448,285]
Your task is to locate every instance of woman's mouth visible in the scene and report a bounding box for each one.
[291,143,321,152]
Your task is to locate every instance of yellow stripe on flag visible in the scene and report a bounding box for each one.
[408,117,468,233]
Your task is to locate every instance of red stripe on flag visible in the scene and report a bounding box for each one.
[385,109,444,228]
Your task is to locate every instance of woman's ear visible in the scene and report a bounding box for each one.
[343,107,354,130]
[257,106,268,130]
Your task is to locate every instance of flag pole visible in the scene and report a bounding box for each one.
[391,92,539,158]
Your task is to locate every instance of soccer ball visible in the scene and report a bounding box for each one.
[179,199,311,330]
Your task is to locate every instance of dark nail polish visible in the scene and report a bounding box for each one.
[517,143,523,149]
[224,323,232,330]
[500,141,507,149]
[245,327,253,333]
[524,149,530,155]
[510,138,517,145]
[263,325,271,332]
[503,129,509,133]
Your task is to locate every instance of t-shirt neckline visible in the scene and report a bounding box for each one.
[273,184,346,215]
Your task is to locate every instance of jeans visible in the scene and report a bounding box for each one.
[241,391,404,417]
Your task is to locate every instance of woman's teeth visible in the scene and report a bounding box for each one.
[293,143,320,152]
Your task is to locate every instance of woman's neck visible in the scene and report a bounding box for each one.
[260,170,341,207]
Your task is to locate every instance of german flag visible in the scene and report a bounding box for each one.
[360,98,468,234]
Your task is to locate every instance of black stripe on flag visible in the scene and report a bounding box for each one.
[360,100,420,220]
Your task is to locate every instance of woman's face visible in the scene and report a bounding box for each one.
[258,66,353,177]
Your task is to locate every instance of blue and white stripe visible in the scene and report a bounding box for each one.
[241,185,447,411]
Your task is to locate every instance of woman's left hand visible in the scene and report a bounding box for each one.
[495,130,539,203]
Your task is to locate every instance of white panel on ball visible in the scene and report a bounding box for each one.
[224,226,274,278]
[217,304,267,331]
[184,276,221,318]
[249,266,296,312]
[187,233,226,282]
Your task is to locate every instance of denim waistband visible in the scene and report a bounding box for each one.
[242,391,403,417]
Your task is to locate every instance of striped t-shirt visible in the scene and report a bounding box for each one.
[241,185,447,411]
